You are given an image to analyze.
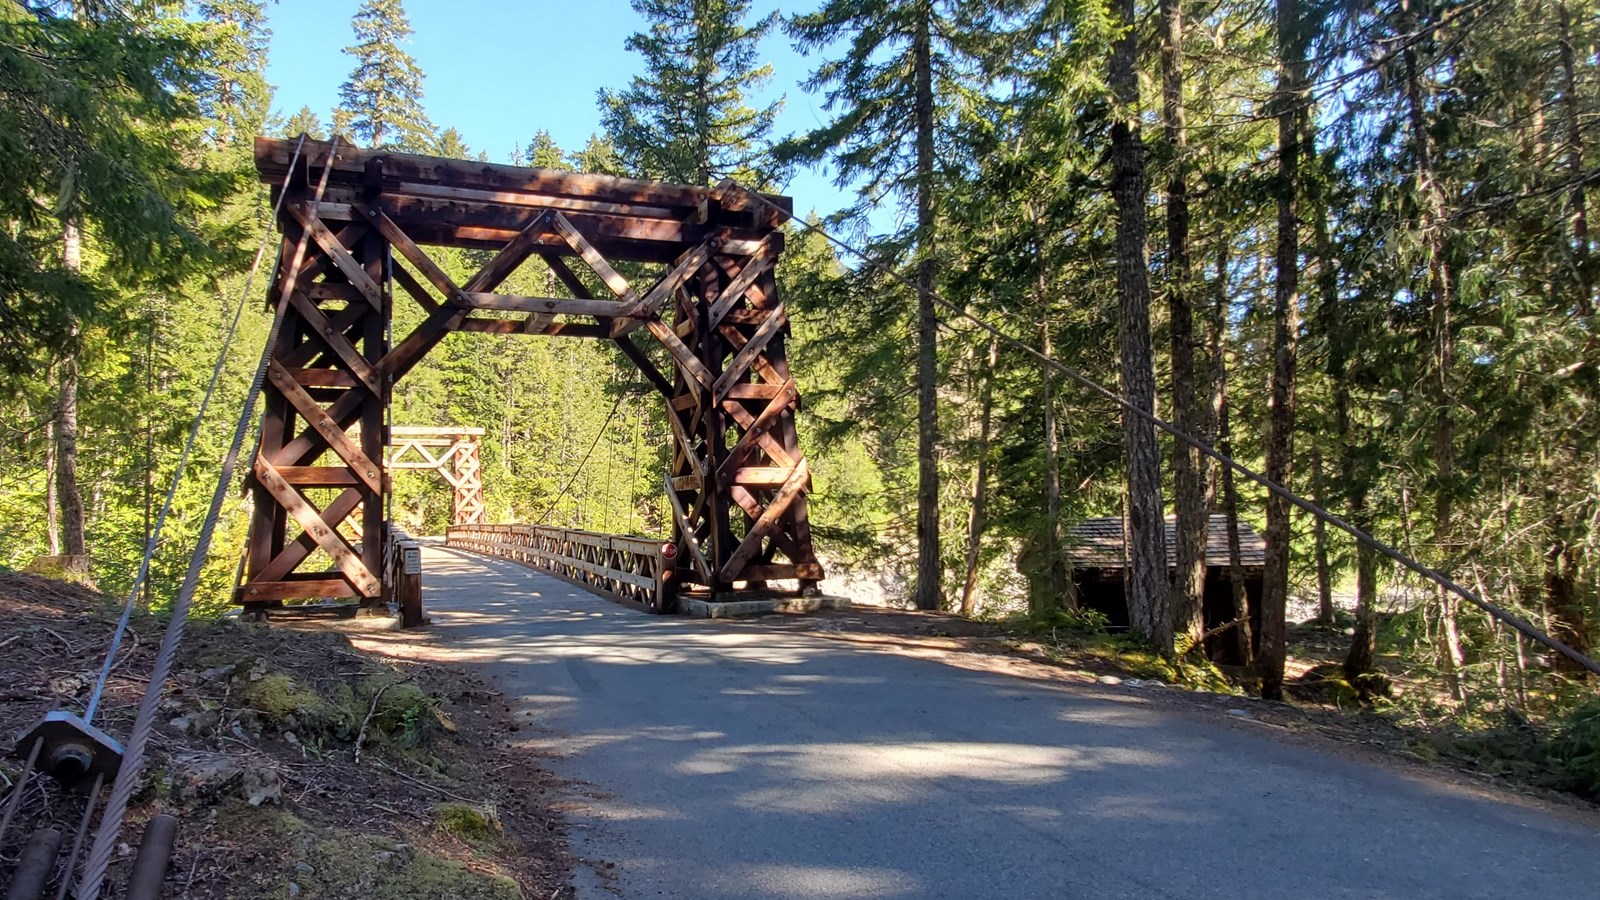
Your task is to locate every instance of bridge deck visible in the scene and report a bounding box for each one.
[391,543,1600,899]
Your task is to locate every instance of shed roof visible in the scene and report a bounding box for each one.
[1065,515,1267,569]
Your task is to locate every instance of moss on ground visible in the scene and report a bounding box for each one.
[433,802,502,846]
[216,802,520,900]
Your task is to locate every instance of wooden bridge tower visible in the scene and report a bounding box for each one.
[236,137,822,614]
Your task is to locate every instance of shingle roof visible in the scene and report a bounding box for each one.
[1065,515,1267,569]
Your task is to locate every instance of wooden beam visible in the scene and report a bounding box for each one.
[285,204,383,309]
[253,458,382,596]
[286,292,382,396]
[548,211,637,303]
[720,459,810,581]
[706,235,779,330]
[664,473,712,581]
[266,360,384,494]
[358,203,463,303]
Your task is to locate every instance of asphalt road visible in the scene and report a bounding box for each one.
[420,543,1600,899]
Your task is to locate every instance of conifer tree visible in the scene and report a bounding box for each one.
[525,130,569,170]
[572,133,624,176]
[435,127,470,159]
[283,105,327,140]
[599,0,783,186]
[781,0,977,611]
[337,0,435,151]
[198,0,273,144]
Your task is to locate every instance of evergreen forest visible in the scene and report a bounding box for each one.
[3,0,1598,756]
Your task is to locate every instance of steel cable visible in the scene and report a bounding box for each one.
[728,182,1600,677]
[74,137,343,900]
[82,136,307,725]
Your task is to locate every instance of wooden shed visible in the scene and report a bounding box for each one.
[1065,515,1266,663]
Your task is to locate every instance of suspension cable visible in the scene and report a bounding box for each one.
[74,136,343,900]
[82,136,307,726]
[729,183,1600,677]
[535,386,629,527]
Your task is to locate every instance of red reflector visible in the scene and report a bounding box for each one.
[661,543,678,559]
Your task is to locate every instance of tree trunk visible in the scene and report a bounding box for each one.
[959,335,999,618]
[1109,0,1172,654]
[1261,0,1305,700]
[1162,0,1205,649]
[1040,278,1069,607]
[1213,237,1251,666]
[1311,446,1333,624]
[1558,2,1592,309]
[1343,513,1379,680]
[45,424,59,556]
[912,8,942,611]
[1400,0,1464,700]
[56,221,87,562]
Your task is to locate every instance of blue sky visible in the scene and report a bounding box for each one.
[262,0,872,221]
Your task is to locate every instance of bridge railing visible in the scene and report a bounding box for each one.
[385,525,425,627]
[446,523,678,613]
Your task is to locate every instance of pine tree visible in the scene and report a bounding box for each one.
[572,133,624,176]
[435,127,470,159]
[525,130,568,170]
[198,1,273,144]
[781,0,977,611]
[283,105,327,140]
[337,0,435,151]
[599,0,783,186]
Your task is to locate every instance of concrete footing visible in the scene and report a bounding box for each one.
[677,594,851,619]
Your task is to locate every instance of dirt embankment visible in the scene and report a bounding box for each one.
[0,573,572,898]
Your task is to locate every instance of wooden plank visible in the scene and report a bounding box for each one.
[287,292,382,395]
[253,457,382,596]
[671,473,703,491]
[462,210,552,293]
[718,380,799,479]
[721,459,810,581]
[285,368,358,388]
[664,473,712,581]
[454,318,609,338]
[395,182,678,219]
[461,293,632,317]
[281,303,367,368]
[392,263,440,313]
[273,466,364,487]
[239,579,362,601]
[643,318,715,390]
[718,322,785,385]
[285,204,383,309]
[730,466,797,487]
[358,203,463,303]
[706,235,779,330]
[258,137,716,208]
[266,360,384,494]
[616,237,715,321]
[256,488,365,582]
[713,303,787,401]
[547,211,637,303]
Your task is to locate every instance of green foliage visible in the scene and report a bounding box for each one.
[432,802,502,846]
[0,3,239,371]
[1549,697,1600,798]
[600,0,783,187]
[337,0,435,150]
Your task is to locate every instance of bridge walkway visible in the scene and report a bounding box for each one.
[407,541,1600,900]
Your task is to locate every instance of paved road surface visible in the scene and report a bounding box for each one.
[419,543,1600,899]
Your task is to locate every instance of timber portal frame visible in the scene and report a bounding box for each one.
[236,137,822,613]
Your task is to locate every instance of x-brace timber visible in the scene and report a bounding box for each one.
[387,426,486,526]
[236,137,823,615]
